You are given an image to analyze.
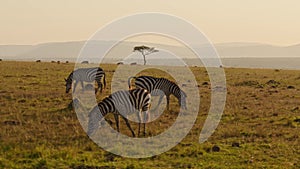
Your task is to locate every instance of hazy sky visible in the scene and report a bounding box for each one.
[1,0,300,45]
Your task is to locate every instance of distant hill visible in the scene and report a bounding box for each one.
[0,45,34,57]
[0,41,300,61]
[214,42,300,57]
[0,41,86,61]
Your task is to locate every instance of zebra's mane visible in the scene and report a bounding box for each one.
[159,77,180,88]
[66,72,73,82]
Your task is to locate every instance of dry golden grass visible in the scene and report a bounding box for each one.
[0,61,299,168]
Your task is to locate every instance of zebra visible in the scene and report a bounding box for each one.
[128,76,187,111]
[87,88,151,137]
[65,67,106,94]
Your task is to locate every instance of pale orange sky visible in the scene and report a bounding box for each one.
[1,0,300,45]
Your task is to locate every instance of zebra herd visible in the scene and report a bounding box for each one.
[65,67,187,137]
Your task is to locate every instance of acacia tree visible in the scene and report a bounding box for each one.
[133,45,159,65]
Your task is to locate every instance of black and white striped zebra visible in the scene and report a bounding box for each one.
[65,67,106,94]
[128,76,187,111]
[87,88,151,137]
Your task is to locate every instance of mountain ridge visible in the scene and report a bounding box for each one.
[1,41,300,61]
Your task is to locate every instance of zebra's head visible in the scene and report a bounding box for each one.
[65,78,72,93]
[65,72,73,93]
[179,90,187,110]
[87,106,102,136]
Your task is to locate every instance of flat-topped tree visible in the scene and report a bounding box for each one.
[133,45,159,65]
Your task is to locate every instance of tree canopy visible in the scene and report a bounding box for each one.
[133,45,159,65]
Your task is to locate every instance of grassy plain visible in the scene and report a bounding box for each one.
[0,61,300,168]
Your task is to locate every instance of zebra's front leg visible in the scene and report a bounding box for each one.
[121,116,135,137]
[73,81,79,93]
[153,92,165,111]
[113,114,120,132]
[80,81,84,92]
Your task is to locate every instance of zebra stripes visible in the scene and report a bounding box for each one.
[66,68,187,137]
[87,88,151,137]
[65,67,106,94]
[128,76,187,110]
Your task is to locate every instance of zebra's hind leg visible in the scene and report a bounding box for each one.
[121,116,135,137]
[136,111,143,137]
[166,95,170,111]
[142,111,149,136]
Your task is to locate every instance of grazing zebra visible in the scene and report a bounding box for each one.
[128,76,187,111]
[65,67,106,94]
[87,88,151,137]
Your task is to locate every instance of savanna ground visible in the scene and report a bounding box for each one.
[0,61,299,168]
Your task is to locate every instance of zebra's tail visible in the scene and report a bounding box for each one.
[128,76,137,89]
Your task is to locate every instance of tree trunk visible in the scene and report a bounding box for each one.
[142,54,146,65]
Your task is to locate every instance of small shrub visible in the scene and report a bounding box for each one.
[3,120,20,125]
[234,80,262,88]
[293,117,300,123]
[212,145,220,152]
[266,80,280,87]
[291,107,299,113]
[232,142,240,147]
[125,164,135,169]
[104,152,117,162]
[18,99,26,103]
[285,117,300,128]
[24,151,42,159]
[32,159,47,169]
[71,164,106,169]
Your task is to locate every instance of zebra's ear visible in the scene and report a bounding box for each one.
[64,78,67,82]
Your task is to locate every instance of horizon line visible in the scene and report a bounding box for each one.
[1,40,299,47]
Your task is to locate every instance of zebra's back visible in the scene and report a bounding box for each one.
[134,76,178,95]
[134,76,158,91]
[73,67,105,82]
[130,75,187,110]
[110,88,151,114]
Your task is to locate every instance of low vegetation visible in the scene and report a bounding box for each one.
[0,61,299,168]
